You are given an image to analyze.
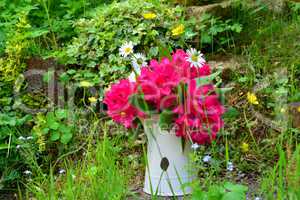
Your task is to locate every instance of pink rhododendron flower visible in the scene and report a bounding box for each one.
[174,80,224,144]
[104,79,143,128]
[104,49,224,145]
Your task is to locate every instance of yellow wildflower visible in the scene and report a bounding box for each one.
[80,81,93,88]
[241,142,249,153]
[143,12,157,20]
[247,92,259,105]
[88,97,97,103]
[171,24,185,36]
[297,106,300,113]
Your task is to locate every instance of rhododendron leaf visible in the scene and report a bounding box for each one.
[196,71,221,87]
[181,138,185,153]
[159,110,175,130]
[129,94,150,113]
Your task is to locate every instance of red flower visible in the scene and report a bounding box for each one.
[138,59,180,109]
[104,79,143,128]
[174,80,224,144]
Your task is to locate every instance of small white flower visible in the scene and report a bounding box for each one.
[58,169,66,174]
[128,71,136,82]
[254,197,262,200]
[186,48,206,68]
[16,145,21,149]
[203,155,211,163]
[26,136,33,140]
[23,170,32,175]
[227,161,234,172]
[131,53,147,74]
[191,143,200,150]
[119,41,134,58]
[18,136,26,141]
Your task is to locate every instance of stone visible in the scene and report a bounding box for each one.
[187,1,232,19]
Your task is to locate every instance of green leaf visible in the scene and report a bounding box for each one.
[26,28,49,38]
[129,93,150,113]
[201,32,212,44]
[223,107,239,120]
[55,109,68,120]
[196,70,221,87]
[222,192,245,200]
[216,87,233,96]
[16,115,32,126]
[58,124,72,134]
[50,131,60,141]
[60,132,72,144]
[224,182,248,192]
[46,112,59,130]
[159,110,175,130]
[0,144,9,151]
[0,114,16,126]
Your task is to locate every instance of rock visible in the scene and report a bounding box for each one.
[24,57,65,108]
[208,55,246,83]
[187,1,232,18]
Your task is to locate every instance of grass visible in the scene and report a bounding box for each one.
[21,121,135,200]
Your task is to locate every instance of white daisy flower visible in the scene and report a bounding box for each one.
[254,197,262,200]
[16,145,21,149]
[203,155,211,163]
[131,53,147,74]
[186,48,206,68]
[191,143,200,150]
[23,170,32,175]
[119,41,134,58]
[227,161,234,172]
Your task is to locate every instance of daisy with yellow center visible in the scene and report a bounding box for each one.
[186,48,206,68]
[143,12,156,20]
[171,24,185,36]
[119,41,134,58]
[88,97,97,103]
[247,92,259,105]
[131,53,147,74]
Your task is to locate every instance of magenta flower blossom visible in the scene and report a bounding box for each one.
[104,49,224,144]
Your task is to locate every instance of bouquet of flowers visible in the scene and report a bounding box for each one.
[104,42,224,145]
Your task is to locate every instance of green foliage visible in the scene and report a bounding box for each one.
[26,127,132,200]
[198,13,242,51]
[0,111,32,186]
[60,0,194,90]
[260,144,300,199]
[191,182,248,200]
[31,109,74,151]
